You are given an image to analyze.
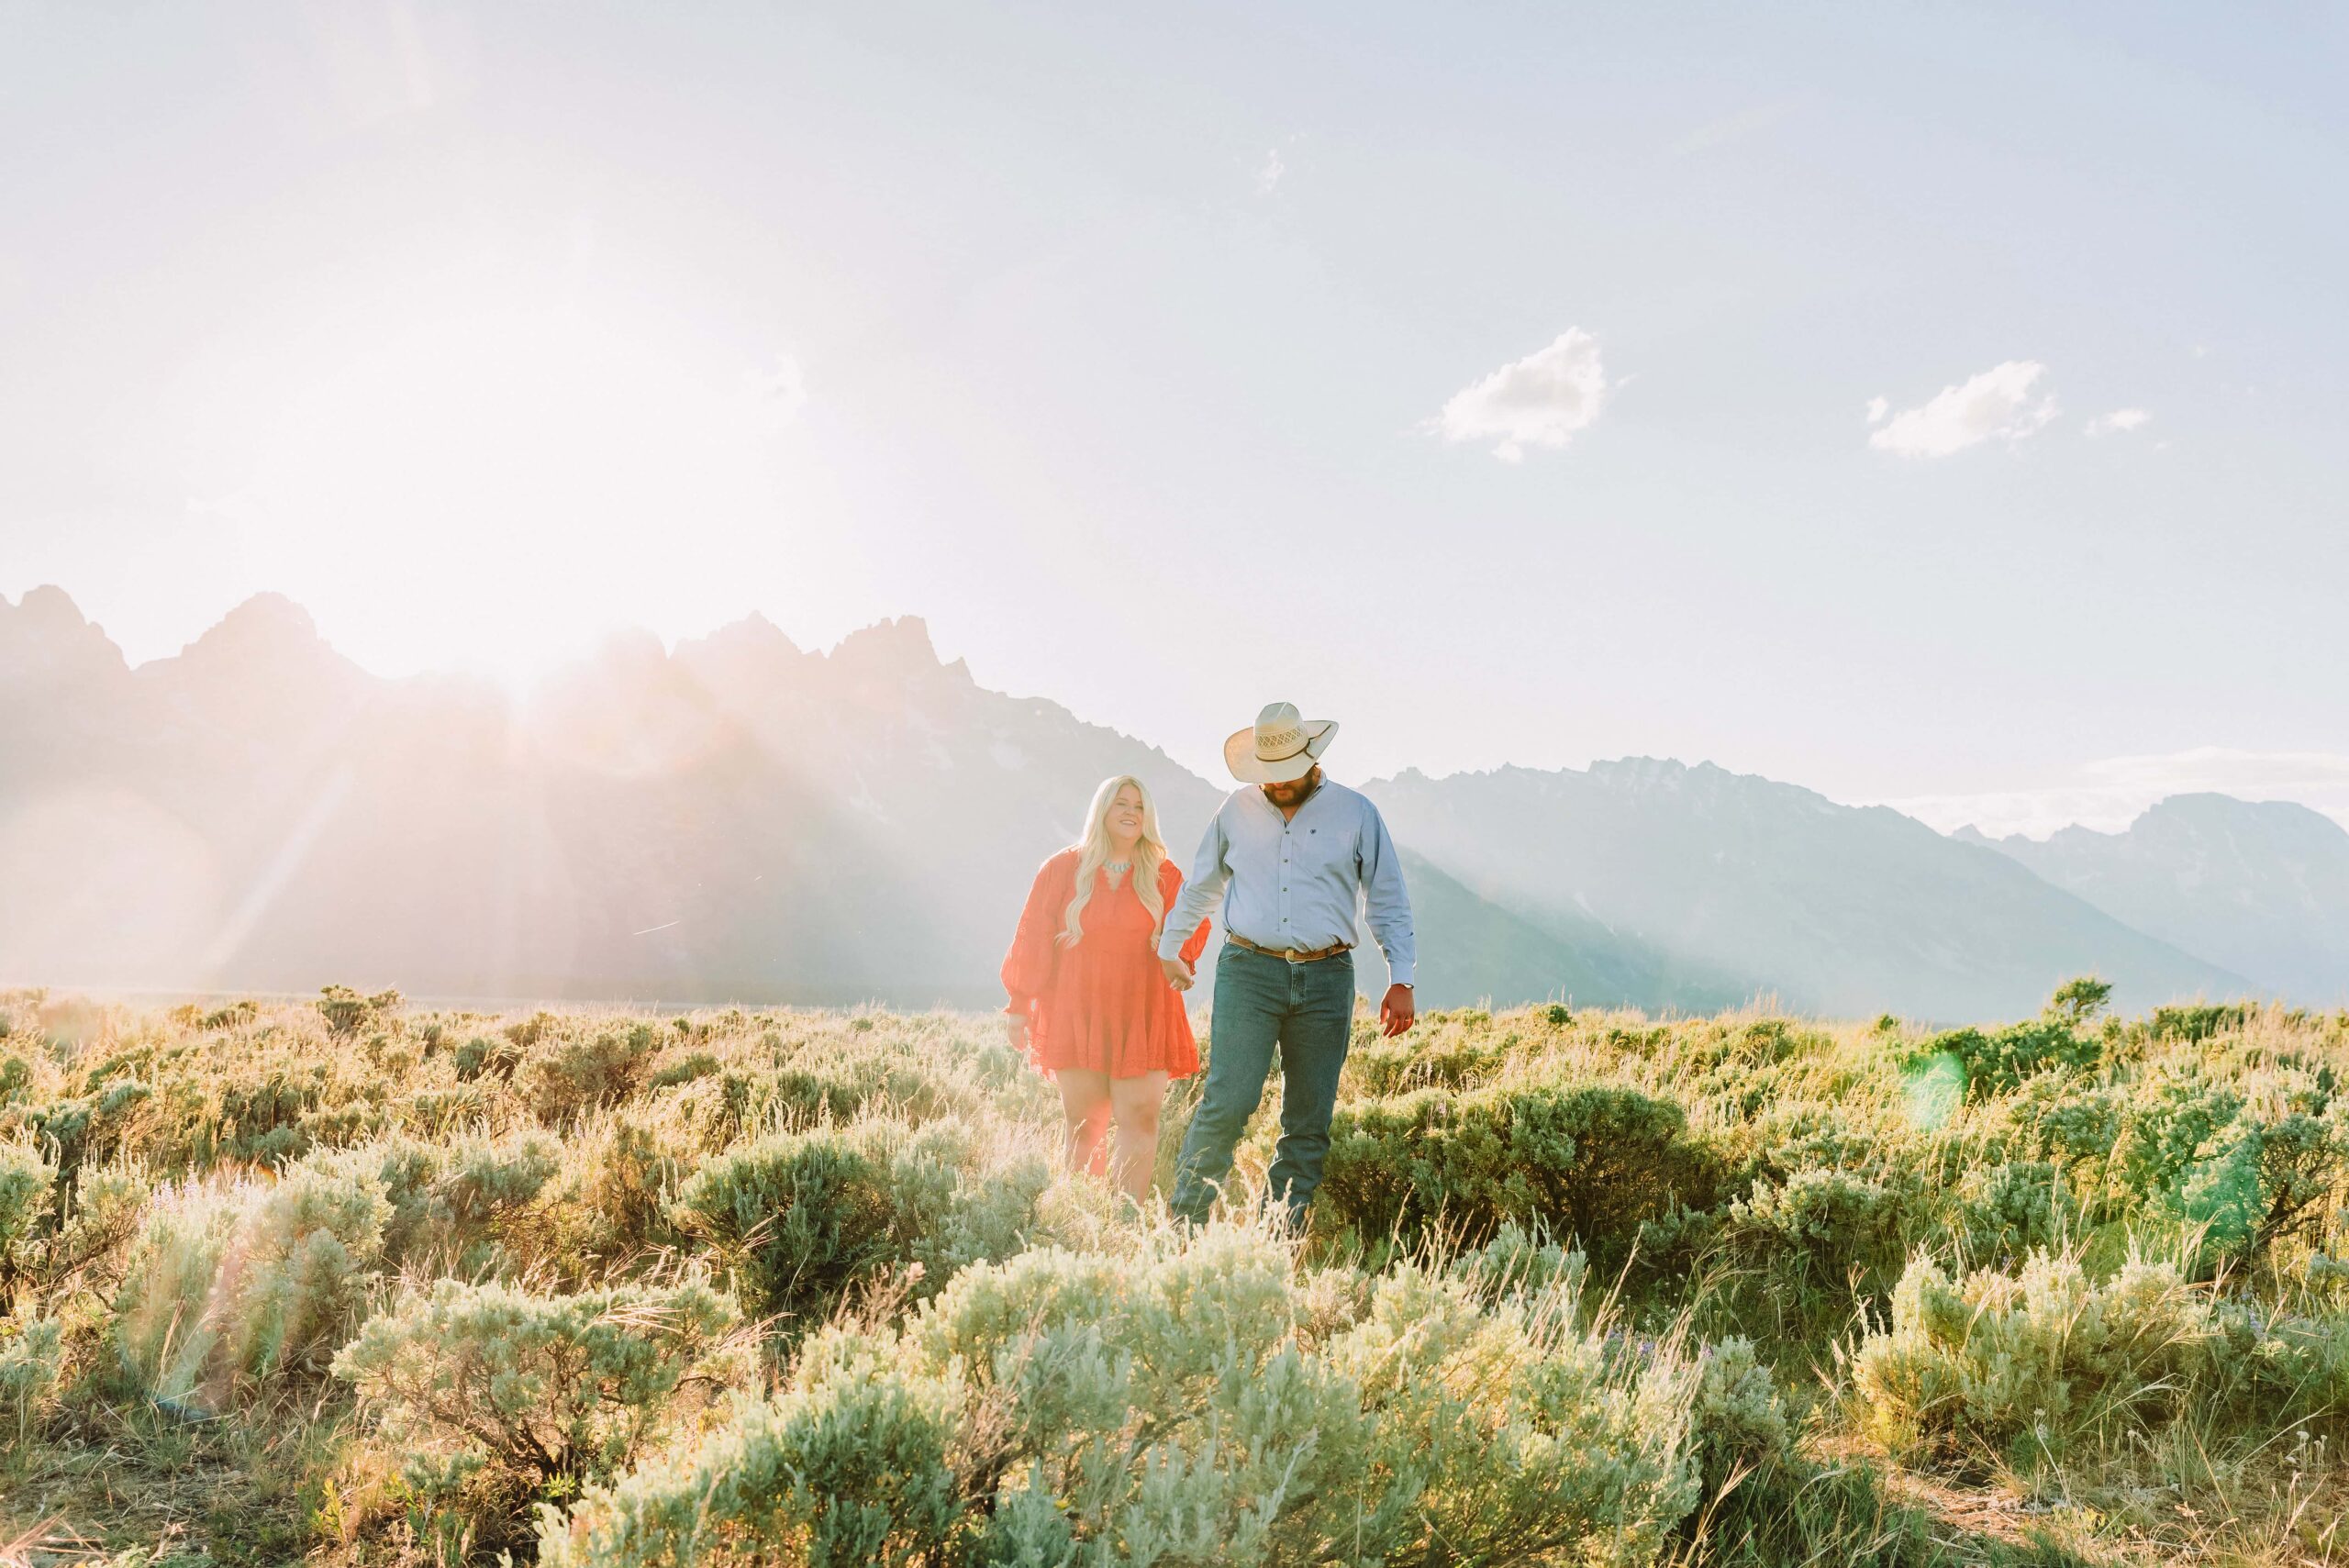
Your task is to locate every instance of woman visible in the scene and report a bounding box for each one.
[1002,774,1210,1204]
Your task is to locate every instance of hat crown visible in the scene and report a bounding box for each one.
[1254,701,1307,758]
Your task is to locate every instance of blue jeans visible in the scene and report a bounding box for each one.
[1169,945,1355,1228]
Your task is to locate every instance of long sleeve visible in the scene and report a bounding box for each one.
[1001,856,1067,1016]
[1357,801,1416,987]
[1161,861,1213,967]
[1157,811,1231,962]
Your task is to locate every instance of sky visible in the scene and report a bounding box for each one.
[5,2,2346,837]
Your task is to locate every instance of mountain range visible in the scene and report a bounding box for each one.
[1958,796,2349,1005]
[3,586,2337,1018]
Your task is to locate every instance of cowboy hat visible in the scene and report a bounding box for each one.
[1224,701,1340,784]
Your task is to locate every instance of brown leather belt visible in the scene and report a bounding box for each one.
[1226,932,1353,964]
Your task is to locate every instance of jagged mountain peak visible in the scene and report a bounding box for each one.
[690,611,805,661]
[827,615,944,674]
[1962,794,2349,1003]
[2136,792,2344,837]
[0,584,128,685]
[9,583,95,629]
[171,592,331,668]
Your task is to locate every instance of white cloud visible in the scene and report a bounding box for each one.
[1870,748,2349,840]
[1253,148,1285,195]
[1435,328,1608,462]
[1869,360,2057,459]
[2085,407,2151,438]
[1865,395,1887,425]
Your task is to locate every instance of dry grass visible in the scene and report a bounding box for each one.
[0,985,2343,1564]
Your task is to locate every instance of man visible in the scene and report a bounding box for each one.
[1159,701,1416,1229]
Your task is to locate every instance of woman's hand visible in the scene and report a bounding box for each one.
[1004,1011,1030,1050]
[1160,956,1195,993]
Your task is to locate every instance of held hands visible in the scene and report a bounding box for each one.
[1379,984,1416,1038]
[1161,955,1196,993]
[1003,1011,1030,1050]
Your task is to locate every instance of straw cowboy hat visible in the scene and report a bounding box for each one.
[1224,701,1340,784]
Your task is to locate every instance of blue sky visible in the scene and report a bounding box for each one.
[4,3,2345,832]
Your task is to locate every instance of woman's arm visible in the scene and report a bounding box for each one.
[1001,855,1068,1021]
[1164,862,1214,967]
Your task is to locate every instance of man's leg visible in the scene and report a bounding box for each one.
[1264,954,1356,1231]
[1168,948,1284,1225]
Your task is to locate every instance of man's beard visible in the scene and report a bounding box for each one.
[1263,772,1319,807]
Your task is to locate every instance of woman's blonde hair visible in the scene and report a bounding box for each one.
[1061,774,1168,947]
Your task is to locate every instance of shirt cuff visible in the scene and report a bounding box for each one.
[1386,958,1416,987]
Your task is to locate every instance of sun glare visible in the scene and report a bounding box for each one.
[199,288,818,685]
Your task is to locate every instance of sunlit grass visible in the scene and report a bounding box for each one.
[0,984,2343,1563]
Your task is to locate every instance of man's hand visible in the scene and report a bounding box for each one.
[1379,984,1416,1038]
[1161,955,1196,993]
[1004,1012,1030,1050]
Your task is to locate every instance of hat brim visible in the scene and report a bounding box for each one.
[1224,719,1338,784]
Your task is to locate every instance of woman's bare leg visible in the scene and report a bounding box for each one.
[1055,1069,1113,1177]
[1108,1070,1171,1206]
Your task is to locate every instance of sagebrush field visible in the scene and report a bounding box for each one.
[3,982,2346,1566]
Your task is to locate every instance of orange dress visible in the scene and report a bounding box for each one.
[1002,851,1211,1079]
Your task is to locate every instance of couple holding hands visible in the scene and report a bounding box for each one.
[1001,701,1417,1229]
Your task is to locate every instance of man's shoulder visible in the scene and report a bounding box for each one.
[1315,778,1378,815]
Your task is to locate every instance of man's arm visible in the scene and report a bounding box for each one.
[1360,801,1417,1035]
[1358,802,1415,988]
[1158,808,1231,980]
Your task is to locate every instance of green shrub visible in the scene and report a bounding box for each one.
[200,999,260,1031]
[0,1315,63,1433]
[1347,1036,1505,1096]
[2167,1111,2345,1270]
[1729,1166,1908,1289]
[115,1162,390,1409]
[41,1157,152,1287]
[551,1115,688,1266]
[1995,1075,2124,1180]
[2108,1078,2244,1208]
[670,1129,896,1327]
[1688,1335,1792,1496]
[2151,1003,2252,1044]
[438,1129,562,1228]
[307,1132,559,1272]
[2211,1295,2349,1427]
[523,1027,662,1125]
[1926,1019,2098,1101]
[1318,1083,1714,1265]
[669,1119,1043,1329]
[455,1035,523,1083]
[318,984,401,1037]
[0,1138,58,1285]
[537,1336,963,1568]
[2045,977,2114,1029]
[1447,1219,1590,1305]
[1854,1250,2216,1463]
[646,1051,718,1090]
[544,1228,1706,1567]
[1950,1159,2082,1268]
[334,1276,742,1541]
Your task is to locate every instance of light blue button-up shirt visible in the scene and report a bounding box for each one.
[1157,778,1416,986]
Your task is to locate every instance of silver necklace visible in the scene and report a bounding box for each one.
[1104,859,1131,874]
